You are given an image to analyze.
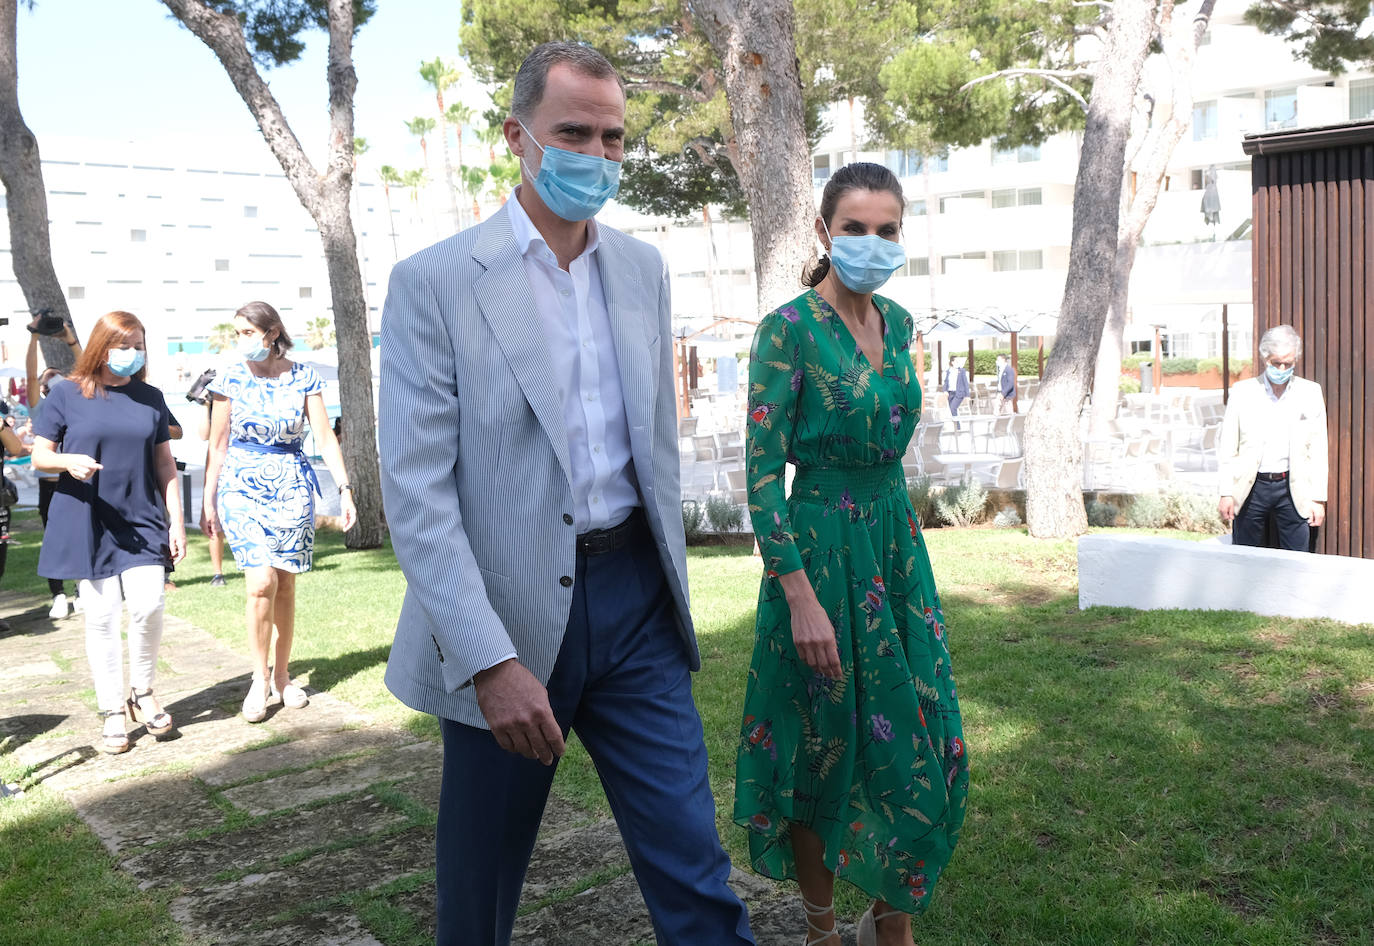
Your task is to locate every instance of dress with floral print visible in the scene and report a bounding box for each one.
[733,288,970,913]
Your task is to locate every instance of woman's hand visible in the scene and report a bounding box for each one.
[339,493,357,532]
[64,454,103,481]
[779,571,842,678]
[169,522,187,563]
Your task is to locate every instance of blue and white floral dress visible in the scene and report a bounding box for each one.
[209,361,324,572]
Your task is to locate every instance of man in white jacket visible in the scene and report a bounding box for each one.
[1217,324,1328,551]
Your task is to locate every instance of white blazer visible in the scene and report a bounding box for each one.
[1217,375,1328,518]
[378,205,694,728]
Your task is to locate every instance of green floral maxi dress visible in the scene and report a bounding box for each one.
[733,288,970,913]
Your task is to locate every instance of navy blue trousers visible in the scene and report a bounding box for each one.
[435,518,754,946]
[1233,477,1311,552]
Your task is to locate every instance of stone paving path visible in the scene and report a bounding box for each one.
[0,590,840,946]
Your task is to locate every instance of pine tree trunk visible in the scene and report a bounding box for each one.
[687,0,815,315]
[1023,0,1159,538]
[0,0,76,370]
[162,0,383,549]
[1090,0,1217,439]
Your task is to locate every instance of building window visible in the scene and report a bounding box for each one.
[1350,78,1374,121]
[1264,88,1298,129]
[244,205,258,218]
[992,145,1016,165]
[907,200,927,217]
[885,149,924,177]
[69,286,85,300]
[1192,100,1218,140]
[991,188,1017,209]
[1018,249,1044,270]
[1017,188,1043,206]
[130,229,146,242]
[299,286,313,299]
[813,153,832,182]
[939,190,985,213]
[993,250,1018,272]
[215,259,229,272]
[1017,143,1042,162]
[904,257,930,277]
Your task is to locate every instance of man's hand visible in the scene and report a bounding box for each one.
[1309,501,1325,528]
[473,658,565,765]
[1218,496,1236,524]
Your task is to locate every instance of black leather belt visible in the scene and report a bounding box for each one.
[577,509,642,557]
[1256,471,1289,482]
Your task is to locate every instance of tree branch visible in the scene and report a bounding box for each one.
[625,76,711,102]
[961,68,1092,112]
[160,0,323,217]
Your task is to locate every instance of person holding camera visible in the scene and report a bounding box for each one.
[26,314,83,618]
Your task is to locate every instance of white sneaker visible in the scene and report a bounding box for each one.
[48,594,68,620]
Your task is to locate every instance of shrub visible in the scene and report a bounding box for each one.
[968,348,1044,379]
[704,495,744,532]
[1197,356,1252,377]
[992,505,1022,528]
[906,474,936,528]
[1125,493,1169,529]
[1161,357,1199,376]
[1122,353,1152,371]
[1118,375,1141,395]
[681,499,705,540]
[1085,499,1119,527]
[1164,490,1226,534]
[934,479,988,528]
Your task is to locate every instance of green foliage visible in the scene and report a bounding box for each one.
[935,478,988,527]
[1197,357,1251,377]
[1118,375,1141,395]
[1085,499,1120,527]
[681,498,705,541]
[1245,0,1374,74]
[1161,357,1199,376]
[969,348,1043,378]
[906,473,937,528]
[204,0,376,68]
[992,504,1022,528]
[206,322,237,353]
[619,142,748,220]
[1125,493,1169,529]
[304,316,335,350]
[1164,490,1226,535]
[1122,353,1152,371]
[704,495,744,533]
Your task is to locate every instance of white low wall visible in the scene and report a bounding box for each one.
[1077,534,1374,626]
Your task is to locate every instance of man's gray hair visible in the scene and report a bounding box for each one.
[1258,324,1303,359]
[511,42,623,122]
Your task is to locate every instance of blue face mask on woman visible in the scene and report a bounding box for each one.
[823,220,906,294]
[238,337,270,363]
[107,348,145,378]
[518,120,621,222]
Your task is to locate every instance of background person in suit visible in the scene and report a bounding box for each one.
[1217,324,1327,552]
[943,355,969,427]
[378,42,753,946]
[996,353,1016,414]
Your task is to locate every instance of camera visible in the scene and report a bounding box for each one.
[185,367,218,405]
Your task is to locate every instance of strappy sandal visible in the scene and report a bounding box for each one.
[801,894,839,946]
[857,904,909,946]
[98,709,129,754]
[126,687,174,736]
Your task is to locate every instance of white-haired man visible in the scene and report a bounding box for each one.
[1217,324,1328,551]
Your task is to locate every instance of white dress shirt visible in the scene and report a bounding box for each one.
[507,190,639,532]
[1256,372,1298,473]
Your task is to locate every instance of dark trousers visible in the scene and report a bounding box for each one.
[38,478,64,596]
[434,518,754,946]
[1233,477,1311,552]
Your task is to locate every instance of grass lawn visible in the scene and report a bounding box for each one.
[3,517,1372,944]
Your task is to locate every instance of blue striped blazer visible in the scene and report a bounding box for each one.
[378,205,697,728]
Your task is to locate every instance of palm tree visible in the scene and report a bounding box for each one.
[461,165,488,222]
[206,322,237,353]
[419,57,463,228]
[487,156,521,206]
[378,164,403,260]
[404,116,436,173]
[402,168,428,207]
[475,122,503,166]
[304,316,335,350]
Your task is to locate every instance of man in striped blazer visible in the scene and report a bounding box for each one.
[378,42,754,946]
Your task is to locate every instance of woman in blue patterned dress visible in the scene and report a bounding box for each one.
[201,301,356,722]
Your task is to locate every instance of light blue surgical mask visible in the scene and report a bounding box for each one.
[238,337,270,363]
[107,348,145,378]
[1266,363,1294,385]
[518,120,621,222]
[823,220,906,294]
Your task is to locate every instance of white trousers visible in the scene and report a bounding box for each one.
[79,564,166,712]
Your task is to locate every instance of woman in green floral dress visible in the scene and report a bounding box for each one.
[734,163,969,946]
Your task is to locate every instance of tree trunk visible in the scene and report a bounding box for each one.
[162,0,383,549]
[434,91,461,233]
[1090,0,1217,439]
[0,0,76,371]
[687,0,815,315]
[1023,0,1159,539]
